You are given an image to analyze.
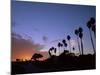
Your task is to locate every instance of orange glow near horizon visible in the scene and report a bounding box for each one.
[12,49,49,62]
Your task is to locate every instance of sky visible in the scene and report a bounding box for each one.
[11,1,96,61]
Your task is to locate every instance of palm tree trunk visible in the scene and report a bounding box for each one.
[58,47,60,55]
[93,32,96,38]
[89,29,95,54]
[63,45,65,51]
[69,41,71,53]
[77,37,81,55]
[80,39,84,55]
[49,50,51,57]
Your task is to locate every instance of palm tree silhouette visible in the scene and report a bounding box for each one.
[87,20,95,54]
[64,43,67,50]
[60,43,63,47]
[58,42,61,55]
[72,46,75,51]
[78,27,84,55]
[51,47,55,50]
[92,25,96,36]
[51,47,55,55]
[65,42,67,46]
[67,35,71,53]
[62,39,67,51]
[48,48,52,57]
[90,17,96,37]
[60,43,63,54]
[75,29,81,55]
[54,48,57,56]
[78,27,83,33]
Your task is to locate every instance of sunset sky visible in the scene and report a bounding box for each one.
[11,1,96,61]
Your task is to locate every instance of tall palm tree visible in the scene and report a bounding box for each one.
[92,25,96,36]
[62,39,66,44]
[78,27,83,33]
[90,17,95,24]
[60,43,63,53]
[90,17,96,37]
[78,27,84,55]
[79,32,84,55]
[67,35,71,53]
[51,47,55,52]
[87,21,95,54]
[48,48,52,57]
[64,43,67,50]
[72,46,75,51]
[54,48,57,56]
[62,39,67,51]
[75,29,81,55]
[58,42,61,55]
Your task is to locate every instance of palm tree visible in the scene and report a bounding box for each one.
[54,48,57,56]
[51,47,55,50]
[75,29,81,55]
[60,43,63,54]
[90,17,96,37]
[62,39,66,44]
[87,20,95,54]
[58,42,61,55]
[72,46,75,51]
[60,43,63,47]
[88,18,95,41]
[64,43,67,50]
[78,27,84,55]
[62,39,67,50]
[90,17,95,24]
[79,27,83,33]
[67,35,71,53]
[92,25,96,36]
[79,32,84,55]
[48,48,52,57]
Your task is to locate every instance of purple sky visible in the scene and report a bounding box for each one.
[12,1,96,57]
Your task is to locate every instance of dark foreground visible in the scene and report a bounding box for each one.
[11,53,96,75]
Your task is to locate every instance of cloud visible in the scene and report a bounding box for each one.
[42,36,48,43]
[11,32,44,61]
[32,27,39,32]
[50,39,62,43]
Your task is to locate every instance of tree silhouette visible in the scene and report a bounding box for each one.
[62,39,67,51]
[31,53,43,61]
[64,43,67,47]
[92,25,96,36]
[90,17,95,24]
[72,46,75,51]
[54,48,57,56]
[75,29,81,55]
[48,48,52,57]
[51,47,55,50]
[78,27,83,33]
[49,46,57,57]
[90,17,96,37]
[60,43,63,54]
[78,27,84,55]
[58,42,61,55]
[67,35,71,53]
[16,59,20,62]
[87,19,95,54]
[52,46,55,54]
